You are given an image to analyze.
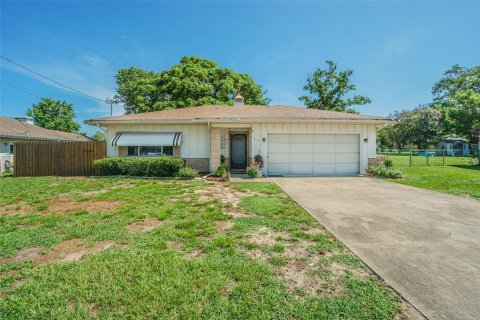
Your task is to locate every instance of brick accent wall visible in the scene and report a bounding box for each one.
[210,127,221,172]
[185,158,209,173]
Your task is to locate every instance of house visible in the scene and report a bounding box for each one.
[435,137,470,156]
[0,116,90,154]
[85,97,390,176]
[471,125,480,156]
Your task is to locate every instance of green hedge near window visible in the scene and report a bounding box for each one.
[94,157,184,176]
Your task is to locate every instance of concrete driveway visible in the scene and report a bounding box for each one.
[272,177,480,320]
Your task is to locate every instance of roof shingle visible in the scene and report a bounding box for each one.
[87,105,389,123]
[0,116,90,141]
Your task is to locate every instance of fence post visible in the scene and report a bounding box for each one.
[409,148,412,166]
[426,149,429,166]
[442,149,445,166]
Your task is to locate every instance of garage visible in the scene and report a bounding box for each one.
[267,133,360,176]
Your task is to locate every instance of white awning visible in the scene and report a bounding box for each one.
[111,132,182,147]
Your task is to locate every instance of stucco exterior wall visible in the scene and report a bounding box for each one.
[103,122,378,175]
[105,124,210,158]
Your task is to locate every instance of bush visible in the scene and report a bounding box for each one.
[253,154,264,170]
[176,167,200,178]
[214,164,230,181]
[384,159,393,168]
[94,157,184,177]
[215,164,227,176]
[246,164,258,178]
[367,164,404,179]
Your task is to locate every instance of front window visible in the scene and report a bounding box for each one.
[127,146,173,157]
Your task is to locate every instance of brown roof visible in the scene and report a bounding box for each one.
[87,105,390,124]
[470,125,480,134]
[0,116,90,141]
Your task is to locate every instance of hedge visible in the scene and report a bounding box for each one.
[94,157,184,177]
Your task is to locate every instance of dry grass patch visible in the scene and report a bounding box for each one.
[0,201,34,216]
[126,217,166,233]
[0,239,115,266]
[45,198,124,215]
[194,183,257,208]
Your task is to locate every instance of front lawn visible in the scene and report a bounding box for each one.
[0,177,412,319]
[385,155,480,199]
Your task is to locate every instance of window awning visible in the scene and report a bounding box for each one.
[111,132,182,147]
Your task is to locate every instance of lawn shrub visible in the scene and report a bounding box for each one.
[175,167,200,178]
[94,157,184,176]
[366,156,404,179]
[214,164,230,181]
[246,164,259,178]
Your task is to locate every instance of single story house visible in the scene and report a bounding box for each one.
[86,97,390,176]
[0,116,90,154]
[435,137,470,156]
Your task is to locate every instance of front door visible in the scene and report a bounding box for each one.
[230,134,247,170]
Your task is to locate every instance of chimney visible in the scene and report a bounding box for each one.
[14,117,34,125]
[233,93,244,106]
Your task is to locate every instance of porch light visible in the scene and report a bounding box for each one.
[364,138,368,143]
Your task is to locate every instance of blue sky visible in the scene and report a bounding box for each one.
[1,1,479,136]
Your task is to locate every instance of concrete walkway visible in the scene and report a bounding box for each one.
[272,177,480,320]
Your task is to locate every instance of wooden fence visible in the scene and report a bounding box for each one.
[13,141,106,177]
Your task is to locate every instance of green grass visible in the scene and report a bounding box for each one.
[384,155,480,199]
[0,177,403,319]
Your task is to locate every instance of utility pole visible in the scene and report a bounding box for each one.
[105,97,115,117]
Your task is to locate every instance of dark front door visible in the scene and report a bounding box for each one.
[230,134,247,170]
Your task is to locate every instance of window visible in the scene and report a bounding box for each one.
[127,146,173,157]
[9,144,13,154]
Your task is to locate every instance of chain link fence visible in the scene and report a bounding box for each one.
[378,148,479,167]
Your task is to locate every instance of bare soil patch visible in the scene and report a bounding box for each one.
[0,201,34,216]
[239,226,361,296]
[126,217,165,233]
[46,198,124,215]
[193,183,257,208]
[1,198,124,217]
[1,239,115,265]
[215,220,234,232]
[396,302,426,320]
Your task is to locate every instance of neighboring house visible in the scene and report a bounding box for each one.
[85,97,390,176]
[0,116,90,154]
[471,125,480,156]
[435,137,470,156]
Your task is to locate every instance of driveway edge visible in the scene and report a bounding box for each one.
[273,179,429,320]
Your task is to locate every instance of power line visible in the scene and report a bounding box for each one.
[0,55,106,102]
[0,80,42,99]
[0,79,97,120]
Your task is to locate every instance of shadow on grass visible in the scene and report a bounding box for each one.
[450,165,480,171]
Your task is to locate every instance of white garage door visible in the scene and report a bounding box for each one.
[267,134,360,176]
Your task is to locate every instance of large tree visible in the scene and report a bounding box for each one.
[379,106,442,149]
[26,98,80,133]
[115,56,270,114]
[432,64,480,141]
[299,60,371,113]
[92,131,106,141]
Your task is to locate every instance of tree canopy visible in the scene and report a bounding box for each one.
[378,107,443,149]
[92,131,106,141]
[115,56,270,114]
[432,64,480,141]
[26,98,80,133]
[299,60,371,113]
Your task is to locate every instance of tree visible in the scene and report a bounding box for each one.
[115,56,270,114]
[92,131,105,141]
[381,106,442,149]
[26,98,80,133]
[299,60,371,113]
[433,65,480,141]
